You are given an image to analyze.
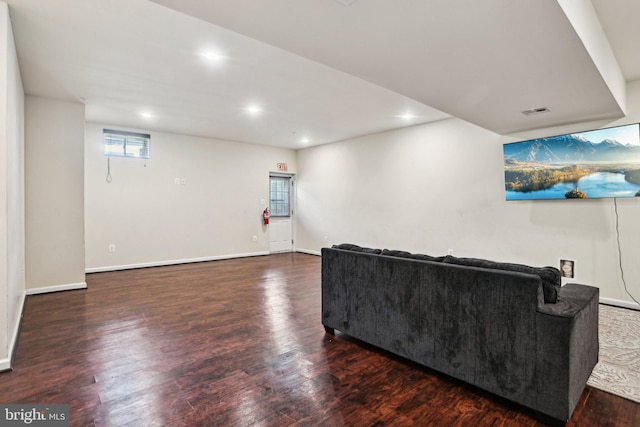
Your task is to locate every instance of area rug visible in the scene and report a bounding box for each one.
[587,304,640,403]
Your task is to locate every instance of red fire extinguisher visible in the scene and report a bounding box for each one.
[263,207,270,225]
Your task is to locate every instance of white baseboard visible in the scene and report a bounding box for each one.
[85,251,270,273]
[600,297,640,311]
[2,290,26,372]
[26,282,87,295]
[295,248,321,256]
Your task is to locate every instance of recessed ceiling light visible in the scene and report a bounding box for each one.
[301,137,311,144]
[244,105,263,116]
[398,113,417,120]
[139,111,154,119]
[201,50,226,63]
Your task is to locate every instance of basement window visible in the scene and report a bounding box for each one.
[103,129,150,158]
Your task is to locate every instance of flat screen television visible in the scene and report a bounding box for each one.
[503,123,640,200]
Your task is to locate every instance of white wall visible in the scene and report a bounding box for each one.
[0,1,25,371]
[85,123,297,271]
[25,96,85,293]
[297,81,640,309]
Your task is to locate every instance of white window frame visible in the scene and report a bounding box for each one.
[103,129,150,159]
[269,175,292,217]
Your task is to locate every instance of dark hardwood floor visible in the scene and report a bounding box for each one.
[1,253,638,426]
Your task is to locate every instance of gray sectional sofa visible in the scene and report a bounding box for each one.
[321,244,599,421]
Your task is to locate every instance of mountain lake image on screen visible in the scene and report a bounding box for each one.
[503,123,640,200]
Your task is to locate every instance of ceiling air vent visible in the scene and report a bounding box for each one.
[335,0,358,5]
[522,107,550,116]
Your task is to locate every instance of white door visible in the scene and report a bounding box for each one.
[269,175,294,253]
[270,218,292,253]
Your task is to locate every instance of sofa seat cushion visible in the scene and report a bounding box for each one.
[442,255,561,303]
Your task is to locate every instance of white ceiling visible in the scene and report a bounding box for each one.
[5,0,639,149]
[591,0,640,82]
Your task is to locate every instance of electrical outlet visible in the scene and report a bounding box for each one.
[560,259,575,279]
[108,244,116,252]
[447,249,454,255]
[252,235,258,242]
[174,178,180,185]
[181,178,186,185]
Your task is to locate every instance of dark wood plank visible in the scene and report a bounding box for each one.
[0,253,637,426]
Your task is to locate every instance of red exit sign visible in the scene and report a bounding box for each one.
[277,163,288,172]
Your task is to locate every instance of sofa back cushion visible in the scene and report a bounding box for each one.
[442,256,560,303]
[332,243,382,254]
[381,249,443,262]
[329,244,559,303]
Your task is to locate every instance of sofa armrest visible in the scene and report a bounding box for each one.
[536,283,598,317]
[534,283,599,420]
